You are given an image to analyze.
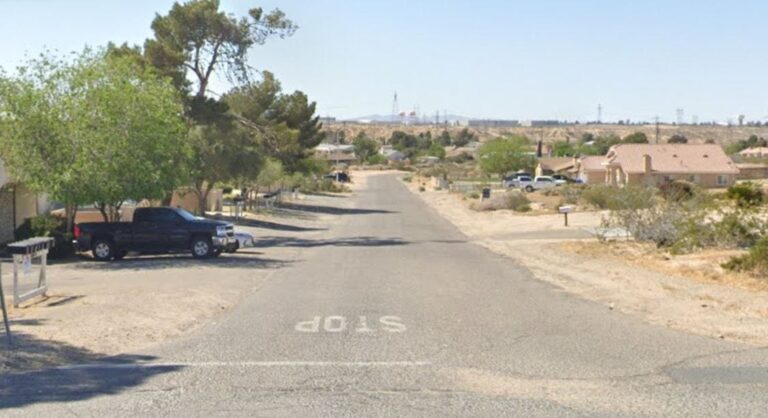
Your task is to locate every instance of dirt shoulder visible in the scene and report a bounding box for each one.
[0,193,345,373]
[405,176,768,346]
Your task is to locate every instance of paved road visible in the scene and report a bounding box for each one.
[3,173,768,416]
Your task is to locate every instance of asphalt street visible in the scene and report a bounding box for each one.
[2,173,768,417]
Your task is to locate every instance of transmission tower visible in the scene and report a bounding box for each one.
[676,108,684,125]
[391,92,399,123]
[597,104,603,124]
[654,116,660,144]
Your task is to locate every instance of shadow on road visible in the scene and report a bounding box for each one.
[0,332,180,409]
[73,253,292,271]
[214,215,326,232]
[276,202,397,216]
[255,236,408,248]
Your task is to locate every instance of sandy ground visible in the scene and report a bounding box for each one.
[0,193,345,373]
[405,176,768,346]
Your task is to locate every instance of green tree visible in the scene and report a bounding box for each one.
[439,130,452,146]
[353,134,380,163]
[142,1,298,210]
[552,140,577,156]
[145,0,297,99]
[478,136,535,176]
[453,128,475,147]
[622,132,649,144]
[0,50,188,225]
[225,72,324,172]
[428,143,447,160]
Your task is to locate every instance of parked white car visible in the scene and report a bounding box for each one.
[519,176,558,192]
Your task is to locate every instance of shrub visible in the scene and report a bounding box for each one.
[402,175,413,183]
[581,185,614,209]
[583,184,656,210]
[726,182,764,209]
[560,184,585,204]
[467,192,480,199]
[723,236,768,274]
[14,214,74,259]
[471,191,531,212]
[659,180,697,202]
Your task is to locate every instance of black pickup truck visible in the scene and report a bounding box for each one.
[74,207,237,261]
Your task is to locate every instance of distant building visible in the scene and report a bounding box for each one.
[738,147,768,158]
[520,120,562,127]
[468,119,520,128]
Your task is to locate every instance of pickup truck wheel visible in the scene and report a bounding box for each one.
[92,239,115,262]
[525,185,534,193]
[191,237,213,259]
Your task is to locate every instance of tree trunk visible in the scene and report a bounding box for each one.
[97,202,109,223]
[65,203,78,234]
[194,181,215,216]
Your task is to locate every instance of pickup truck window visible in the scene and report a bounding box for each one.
[135,208,181,223]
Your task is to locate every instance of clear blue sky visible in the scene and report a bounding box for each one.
[1,0,767,123]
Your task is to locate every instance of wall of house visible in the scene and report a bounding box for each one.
[14,185,39,228]
[579,169,604,184]
[170,188,223,214]
[622,172,735,188]
[737,167,768,180]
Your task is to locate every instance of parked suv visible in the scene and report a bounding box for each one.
[74,207,238,261]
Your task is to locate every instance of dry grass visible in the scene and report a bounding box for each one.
[562,241,768,293]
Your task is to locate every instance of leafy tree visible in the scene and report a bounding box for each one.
[142,1,299,210]
[552,140,577,156]
[439,130,452,146]
[622,132,649,144]
[478,136,535,176]
[225,72,324,172]
[428,143,446,160]
[145,0,297,99]
[353,134,380,163]
[255,158,284,192]
[0,50,188,225]
[453,128,475,147]
[668,134,688,144]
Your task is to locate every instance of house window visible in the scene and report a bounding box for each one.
[716,175,729,186]
[689,175,699,184]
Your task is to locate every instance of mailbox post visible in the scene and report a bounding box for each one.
[7,237,55,308]
[559,205,573,227]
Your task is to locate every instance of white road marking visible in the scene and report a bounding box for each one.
[49,361,431,371]
[295,315,407,333]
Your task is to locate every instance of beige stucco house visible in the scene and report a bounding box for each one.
[600,144,739,188]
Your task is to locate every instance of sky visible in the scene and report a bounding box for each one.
[1,0,767,123]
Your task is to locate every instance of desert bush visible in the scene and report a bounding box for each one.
[300,178,349,194]
[402,175,413,183]
[467,191,480,199]
[14,214,73,259]
[581,185,614,209]
[560,184,586,204]
[722,236,768,274]
[726,182,764,208]
[471,191,531,212]
[659,180,697,202]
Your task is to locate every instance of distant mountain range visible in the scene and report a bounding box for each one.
[344,114,472,123]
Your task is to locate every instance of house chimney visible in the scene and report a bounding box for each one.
[643,154,652,175]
